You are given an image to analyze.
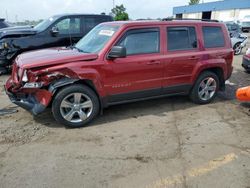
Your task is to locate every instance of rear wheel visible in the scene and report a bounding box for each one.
[52,84,100,128]
[189,71,219,104]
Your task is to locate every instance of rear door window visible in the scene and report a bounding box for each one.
[167,27,197,51]
[117,28,160,55]
[202,26,225,48]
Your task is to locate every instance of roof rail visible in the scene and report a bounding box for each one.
[162,18,219,22]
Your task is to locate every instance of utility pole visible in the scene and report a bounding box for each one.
[113,0,115,9]
[5,10,8,21]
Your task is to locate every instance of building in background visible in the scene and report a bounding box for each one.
[173,0,250,21]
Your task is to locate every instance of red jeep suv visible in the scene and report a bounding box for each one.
[5,20,233,127]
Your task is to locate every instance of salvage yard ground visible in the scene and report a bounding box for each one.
[0,35,250,188]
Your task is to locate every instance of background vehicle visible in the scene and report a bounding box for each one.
[241,21,250,32]
[0,14,113,74]
[5,20,233,128]
[225,21,248,55]
[242,49,250,73]
[0,18,9,29]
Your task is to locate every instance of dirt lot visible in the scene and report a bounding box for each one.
[0,41,250,188]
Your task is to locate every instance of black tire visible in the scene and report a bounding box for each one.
[189,71,219,104]
[52,84,100,128]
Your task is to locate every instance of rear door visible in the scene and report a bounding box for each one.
[105,27,165,102]
[163,25,202,92]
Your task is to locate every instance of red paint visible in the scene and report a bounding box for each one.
[5,21,233,108]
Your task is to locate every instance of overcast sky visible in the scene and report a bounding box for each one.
[0,0,216,22]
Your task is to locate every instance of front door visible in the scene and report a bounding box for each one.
[42,17,82,48]
[105,27,164,103]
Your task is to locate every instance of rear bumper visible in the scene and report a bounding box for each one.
[242,56,250,71]
[4,78,52,115]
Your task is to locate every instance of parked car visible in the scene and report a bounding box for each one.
[0,18,9,29]
[5,20,234,127]
[225,21,248,55]
[0,14,113,74]
[241,21,250,32]
[242,49,250,73]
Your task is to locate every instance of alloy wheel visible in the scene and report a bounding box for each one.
[198,77,217,101]
[60,93,93,123]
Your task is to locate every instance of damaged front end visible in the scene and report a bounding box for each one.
[0,40,18,74]
[5,62,78,115]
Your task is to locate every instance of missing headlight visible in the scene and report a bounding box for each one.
[23,82,43,88]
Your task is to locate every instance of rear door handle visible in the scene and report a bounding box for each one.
[188,56,199,60]
[147,60,161,65]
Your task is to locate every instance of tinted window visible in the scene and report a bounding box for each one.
[55,18,81,34]
[202,26,225,48]
[117,28,160,55]
[167,27,197,51]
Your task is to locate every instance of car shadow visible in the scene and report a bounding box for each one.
[34,92,234,129]
[34,68,250,129]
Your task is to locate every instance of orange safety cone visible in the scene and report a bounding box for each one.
[236,86,250,101]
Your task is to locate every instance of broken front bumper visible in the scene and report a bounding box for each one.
[5,78,52,115]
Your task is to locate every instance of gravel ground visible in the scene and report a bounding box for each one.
[0,36,250,188]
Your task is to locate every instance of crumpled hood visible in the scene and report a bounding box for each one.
[16,47,98,69]
[0,26,36,39]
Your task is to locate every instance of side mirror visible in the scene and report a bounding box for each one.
[108,46,126,59]
[51,27,59,36]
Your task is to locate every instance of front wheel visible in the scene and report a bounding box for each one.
[52,84,100,128]
[189,71,219,104]
[233,43,242,55]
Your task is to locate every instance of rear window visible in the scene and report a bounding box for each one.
[167,27,197,51]
[202,26,225,48]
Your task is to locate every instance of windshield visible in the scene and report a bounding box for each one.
[75,24,120,53]
[34,16,57,31]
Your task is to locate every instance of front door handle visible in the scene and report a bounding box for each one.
[147,60,161,65]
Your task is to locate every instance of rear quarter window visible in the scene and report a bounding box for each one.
[202,26,225,48]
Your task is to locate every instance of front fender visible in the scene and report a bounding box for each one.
[74,67,106,97]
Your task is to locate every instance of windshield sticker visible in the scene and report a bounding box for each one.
[99,30,115,36]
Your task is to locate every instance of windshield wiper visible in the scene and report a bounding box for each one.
[70,46,89,53]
